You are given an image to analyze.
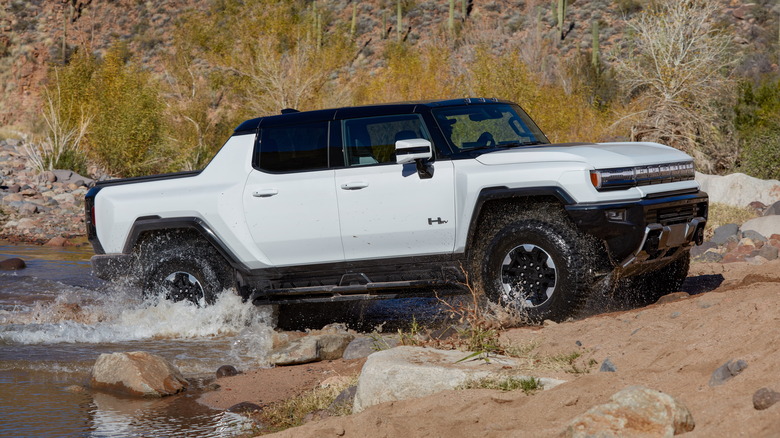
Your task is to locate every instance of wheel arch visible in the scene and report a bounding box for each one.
[464,186,575,258]
[124,216,248,273]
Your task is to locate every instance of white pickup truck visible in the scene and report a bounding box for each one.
[85,98,707,322]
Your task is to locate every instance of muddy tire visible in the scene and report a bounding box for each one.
[470,210,598,323]
[141,239,234,306]
[618,252,690,307]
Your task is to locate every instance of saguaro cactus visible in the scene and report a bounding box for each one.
[350,3,357,38]
[592,20,600,70]
[449,0,455,36]
[396,0,402,42]
[557,0,567,40]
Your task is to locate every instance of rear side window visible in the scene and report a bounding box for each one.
[342,114,429,166]
[257,122,329,172]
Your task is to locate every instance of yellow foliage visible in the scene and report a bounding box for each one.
[353,42,463,104]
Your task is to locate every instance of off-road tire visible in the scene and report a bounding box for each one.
[470,209,598,323]
[618,252,690,307]
[141,237,234,306]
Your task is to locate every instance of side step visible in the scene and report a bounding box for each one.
[249,280,465,305]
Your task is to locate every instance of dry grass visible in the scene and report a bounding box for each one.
[258,374,359,433]
[459,375,543,394]
[704,202,760,240]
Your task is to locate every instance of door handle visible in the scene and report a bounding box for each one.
[252,189,279,197]
[340,181,369,190]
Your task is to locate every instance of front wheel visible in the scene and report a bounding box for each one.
[142,242,233,306]
[475,218,597,323]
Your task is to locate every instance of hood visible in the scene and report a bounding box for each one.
[474,141,692,168]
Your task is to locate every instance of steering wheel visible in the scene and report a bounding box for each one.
[477,132,496,147]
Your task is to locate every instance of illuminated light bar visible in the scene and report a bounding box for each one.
[590,161,695,191]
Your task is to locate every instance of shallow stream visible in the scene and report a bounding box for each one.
[0,242,447,437]
[0,242,277,437]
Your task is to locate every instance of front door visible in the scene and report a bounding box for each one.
[335,114,456,261]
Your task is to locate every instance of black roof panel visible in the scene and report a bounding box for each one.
[232,98,511,134]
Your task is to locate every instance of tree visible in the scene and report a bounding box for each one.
[611,0,738,173]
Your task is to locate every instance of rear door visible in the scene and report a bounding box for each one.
[242,121,344,266]
[335,114,457,261]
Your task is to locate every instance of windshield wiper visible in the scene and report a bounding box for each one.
[500,141,546,148]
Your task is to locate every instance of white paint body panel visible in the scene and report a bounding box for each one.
[93,134,700,269]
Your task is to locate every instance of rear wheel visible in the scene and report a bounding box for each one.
[141,238,234,306]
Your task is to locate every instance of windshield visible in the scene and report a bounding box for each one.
[432,103,549,152]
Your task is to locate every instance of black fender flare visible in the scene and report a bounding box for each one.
[123,216,249,272]
[464,186,575,253]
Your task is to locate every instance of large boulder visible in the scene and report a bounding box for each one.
[741,216,780,240]
[269,333,355,366]
[52,169,94,187]
[563,386,694,437]
[696,172,780,207]
[353,346,566,413]
[90,351,189,397]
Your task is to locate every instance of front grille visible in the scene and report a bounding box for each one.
[647,204,698,226]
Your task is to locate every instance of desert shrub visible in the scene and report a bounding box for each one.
[734,79,780,179]
[352,41,462,103]
[614,0,643,15]
[610,0,739,173]
[469,47,612,143]
[87,43,167,176]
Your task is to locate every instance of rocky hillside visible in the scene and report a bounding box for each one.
[1,0,778,127]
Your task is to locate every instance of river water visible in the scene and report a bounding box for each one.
[0,242,449,437]
[0,242,277,437]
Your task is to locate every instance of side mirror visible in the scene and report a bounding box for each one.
[395,138,432,165]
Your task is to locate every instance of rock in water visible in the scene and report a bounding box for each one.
[216,365,240,377]
[563,386,694,437]
[90,351,189,397]
[0,258,26,270]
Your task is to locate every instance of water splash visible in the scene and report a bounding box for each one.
[0,286,274,345]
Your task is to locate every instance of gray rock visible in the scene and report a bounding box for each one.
[742,229,768,242]
[353,346,566,413]
[227,401,263,413]
[342,336,399,360]
[216,365,240,377]
[329,385,357,411]
[599,358,617,372]
[742,216,780,240]
[709,359,748,387]
[764,200,780,216]
[0,258,26,270]
[270,333,355,366]
[711,223,740,245]
[696,250,723,263]
[691,241,718,258]
[753,387,780,410]
[563,386,694,437]
[758,244,779,261]
[53,169,94,186]
[696,172,780,207]
[90,351,189,397]
[17,202,38,215]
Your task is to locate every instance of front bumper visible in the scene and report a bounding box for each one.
[566,190,708,271]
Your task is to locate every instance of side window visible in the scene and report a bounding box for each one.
[343,114,429,167]
[257,122,329,172]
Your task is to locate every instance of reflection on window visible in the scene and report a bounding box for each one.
[343,115,428,166]
[433,104,549,151]
[258,122,329,172]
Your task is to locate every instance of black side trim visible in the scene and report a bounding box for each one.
[123,217,248,272]
[95,170,201,188]
[465,186,575,252]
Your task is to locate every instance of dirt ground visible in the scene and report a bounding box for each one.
[200,260,780,437]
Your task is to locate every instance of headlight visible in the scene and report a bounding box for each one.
[590,161,695,191]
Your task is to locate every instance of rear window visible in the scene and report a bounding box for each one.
[257,122,329,172]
